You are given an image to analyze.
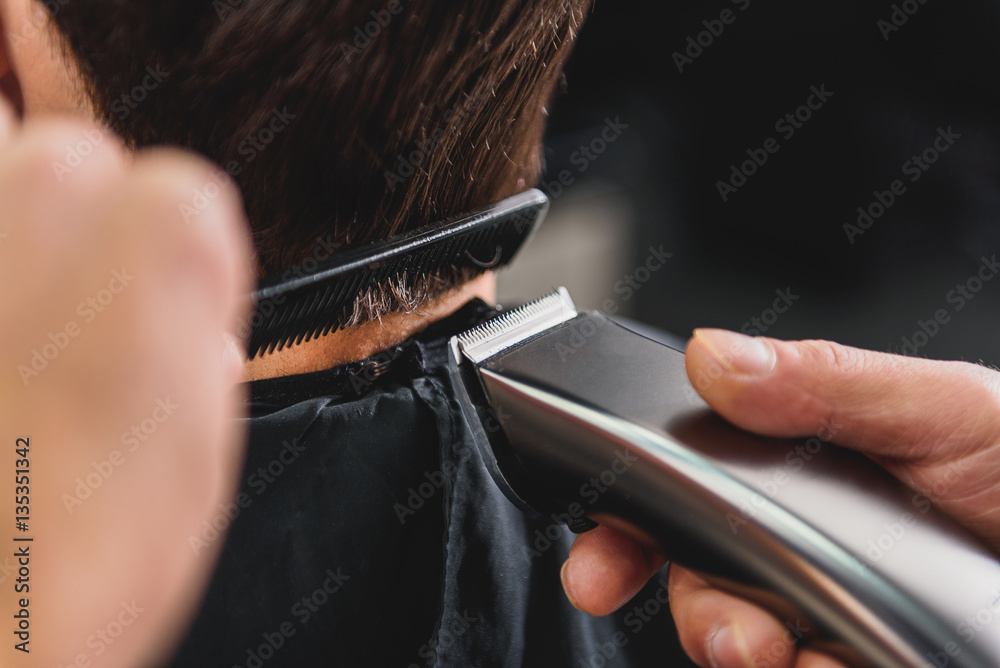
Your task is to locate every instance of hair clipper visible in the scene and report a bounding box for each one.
[448,287,1000,668]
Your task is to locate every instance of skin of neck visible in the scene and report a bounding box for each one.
[241,272,498,381]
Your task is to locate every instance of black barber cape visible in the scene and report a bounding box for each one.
[170,300,694,667]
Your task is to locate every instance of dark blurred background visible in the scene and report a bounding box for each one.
[499,0,1000,368]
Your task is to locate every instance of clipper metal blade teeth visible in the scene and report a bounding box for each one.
[456,287,578,364]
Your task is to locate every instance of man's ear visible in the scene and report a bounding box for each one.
[0,0,24,112]
[0,2,10,78]
[0,0,22,77]
[0,0,78,116]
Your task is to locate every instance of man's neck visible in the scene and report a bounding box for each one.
[241,273,497,382]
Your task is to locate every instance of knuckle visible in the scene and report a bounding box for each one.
[135,151,245,240]
[78,130,128,171]
[788,340,874,434]
[5,120,126,189]
[797,339,869,378]
[138,148,240,202]
[666,564,701,603]
[10,131,77,185]
[130,154,233,226]
[120,155,248,299]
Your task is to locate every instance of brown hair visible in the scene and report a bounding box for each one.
[43,0,590,318]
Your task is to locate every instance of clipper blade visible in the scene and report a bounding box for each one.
[455,287,578,364]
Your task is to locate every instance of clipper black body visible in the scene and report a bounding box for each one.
[449,288,1000,668]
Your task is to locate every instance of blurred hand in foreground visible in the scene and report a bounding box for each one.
[0,92,254,668]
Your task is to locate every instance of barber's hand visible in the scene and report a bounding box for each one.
[561,328,1000,668]
[0,94,253,668]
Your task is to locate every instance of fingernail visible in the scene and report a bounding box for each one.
[694,329,776,377]
[707,624,755,668]
[560,560,585,613]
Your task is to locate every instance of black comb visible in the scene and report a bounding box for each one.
[245,189,549,359]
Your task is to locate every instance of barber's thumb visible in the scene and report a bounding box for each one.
[684,328,1000,459]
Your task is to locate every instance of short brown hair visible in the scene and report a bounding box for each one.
[43,0,591,289]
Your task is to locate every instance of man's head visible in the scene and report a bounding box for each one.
[0,0,589,319]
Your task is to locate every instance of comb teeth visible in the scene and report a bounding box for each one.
[246,189,549,359]
[455,287,578,364]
